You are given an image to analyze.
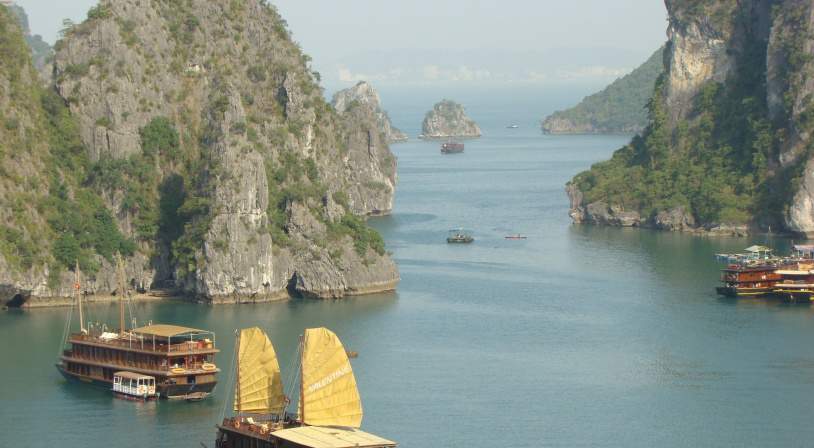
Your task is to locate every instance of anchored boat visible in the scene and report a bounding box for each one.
[113,371,158,400]
[447,228,474,244]
[441,140,464,154]
[55,256,219,400]
[216,327,396,448]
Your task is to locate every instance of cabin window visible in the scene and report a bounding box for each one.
[187,375,196,384]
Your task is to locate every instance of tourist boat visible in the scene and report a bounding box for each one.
[113,371,159,400]
[447,229,474,244]
[715,246,787,298]
[55,257,220,400]
[441,141,464,154]
[215,327,396,448]
[771,258,814,302]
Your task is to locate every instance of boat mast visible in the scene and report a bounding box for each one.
[116,254,126,335]
[235,331,241,415]
[75,260,85,334]
[299,334,305,425]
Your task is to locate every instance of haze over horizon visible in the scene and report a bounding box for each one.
[14,0,667,90]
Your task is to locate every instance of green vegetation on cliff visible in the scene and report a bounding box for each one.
[8,4,52,71]
[0,6,131,276]
[542,47,664,134]
[570,7,799,227]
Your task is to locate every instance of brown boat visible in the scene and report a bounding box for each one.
[216,327,396,448]
[55,257,219,400]
[441,141,464,154]
[715,246,788,298]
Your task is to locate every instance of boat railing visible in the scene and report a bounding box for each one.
[221,418,282,440]
[70,333,215,353]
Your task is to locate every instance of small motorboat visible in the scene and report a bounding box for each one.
[447,228,474,244]
[113,372,159,400]
[507,124,519,129]
[504,234,527,240]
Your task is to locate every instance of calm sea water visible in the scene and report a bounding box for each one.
[3,88,814,447]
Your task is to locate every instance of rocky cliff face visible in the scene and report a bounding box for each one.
[421,100,481,139]
[0,0,399,307]
[332,81,407,144]
[567,0,814,237]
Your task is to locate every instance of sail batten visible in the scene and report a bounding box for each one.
[300,328,363,428]
[234,327,286,415]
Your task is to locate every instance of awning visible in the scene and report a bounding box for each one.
[794,245,814,252]
[744,245,772,253]
[131,324,206,338]
[114,371,154,380]
[272,427,396,448]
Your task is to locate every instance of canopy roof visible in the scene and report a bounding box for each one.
[794,245,814,252]
[114,371,154,380]
[131,324,206,338]
[775,270,814,276]
[744,245,772,253]
[272,427,396,448]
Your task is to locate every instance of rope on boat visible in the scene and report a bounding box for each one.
[219,330,239,422]
[58,301,74,357]
[282,337,303,418]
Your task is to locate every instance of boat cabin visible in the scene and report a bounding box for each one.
[113,371,157,399]
[447,228,474,244]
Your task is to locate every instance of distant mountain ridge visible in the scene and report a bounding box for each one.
[541,47,664,134]
[7,3,52,73]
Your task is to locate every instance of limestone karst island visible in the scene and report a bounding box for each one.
[4,1,814,448]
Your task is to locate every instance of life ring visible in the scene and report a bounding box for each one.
[202,363,216,371]
[170,367,186,374]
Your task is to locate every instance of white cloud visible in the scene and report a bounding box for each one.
[555,65,631,80]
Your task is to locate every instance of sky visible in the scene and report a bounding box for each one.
[14,0,668,89]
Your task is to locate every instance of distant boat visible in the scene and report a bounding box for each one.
[507,124,519,129]
[441,141,464,154]
[447,228,474,244]
[504,234,527,240]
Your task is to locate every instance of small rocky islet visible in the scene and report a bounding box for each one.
[420,99,481,139]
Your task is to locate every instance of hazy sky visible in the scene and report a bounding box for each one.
[15,0,668,88]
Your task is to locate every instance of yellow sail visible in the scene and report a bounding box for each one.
[301,327,363,428]
[234,327,286,415]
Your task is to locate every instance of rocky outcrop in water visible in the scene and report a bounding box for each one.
[332,81,407,144]
[567,0,814,237]
[421,100,481,139]
[0,0,399,307]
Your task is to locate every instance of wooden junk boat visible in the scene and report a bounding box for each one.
[716,245,814,300]
[441,141,464,154]
[216,327,396,448]
[56,258,219,400]
[716,246,787,298]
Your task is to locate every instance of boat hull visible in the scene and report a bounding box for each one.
[56,363,216,399]
[715,286,775,298]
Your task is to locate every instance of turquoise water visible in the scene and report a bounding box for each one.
[3,90,814,447]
